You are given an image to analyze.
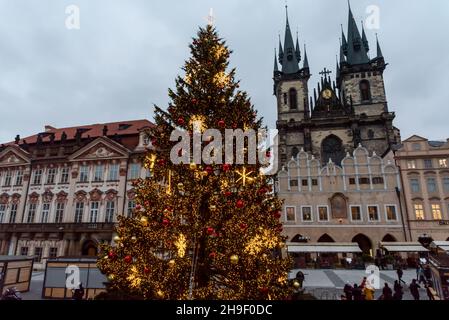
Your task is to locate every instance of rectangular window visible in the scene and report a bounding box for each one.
[33,169,43,185]
[351,206,362,221]
[312,179,318,186]
[127,200,136,217]
[94,165,104,182]
[74,202,84,223]
[424,159,433,169]
[55,203,65,223]
[349,178,356,185]
[46,168,57,184]
[318,206,329,221]
[49,247,58,258]
[301,180,308,187]
[34,247,43,263]
[386,205,398,221]
[9,204,18,223]
[15,170,23,186]
[128,163,140,180]
[414,204,425,220]
[301,207,312,222]
[289,180,298,187]
[89,202,99,223]
[79,165,89,183]
[444,177,449,192]
[359,178,370,185]
[105,201,115,223]
[0,204,6,223]
[432,204,442,220]
[407,160,416,169]
[427,178,437,193]
[20,247,29,256]
[283,93,288,105]
[4,171,12,186]
[440,159,448,168]
[41,203,50,223]
[27,204,37,223]
[285,207,296,222]
[60,167,69,184]
[372,177,384,185]
[410,179,420,193]
[108,164,119,181]
[368,206,379,221]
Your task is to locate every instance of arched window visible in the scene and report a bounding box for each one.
[360,80,371,102]
[289,88,298,110]
[321,135,345,165]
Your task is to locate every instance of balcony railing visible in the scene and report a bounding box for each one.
[0,222,116,233]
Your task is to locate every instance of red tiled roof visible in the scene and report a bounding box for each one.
[5,119,154,145]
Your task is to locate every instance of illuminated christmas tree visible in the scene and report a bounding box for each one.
[97,25,293,300]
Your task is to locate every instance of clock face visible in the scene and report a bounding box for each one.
[322,89,332,100]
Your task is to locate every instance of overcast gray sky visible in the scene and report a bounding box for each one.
[0,0,448,143]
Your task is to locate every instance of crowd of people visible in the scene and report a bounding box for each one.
[341,264,436,301]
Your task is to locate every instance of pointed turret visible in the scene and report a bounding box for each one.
[278,35,284,64]
[303,44,309,69]
[295,32,301,62]
[336,54,340,77]
[376,34,384,59]
[274,48,279,73]
[361,22,369,53]
[280,5,300,74]
[341,25,348,56]
[346,1,370,65]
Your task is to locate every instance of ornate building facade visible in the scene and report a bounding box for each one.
[0,120,153,269]
[274,6,400,167]
[395,135,449,242]
[274,5,408,257]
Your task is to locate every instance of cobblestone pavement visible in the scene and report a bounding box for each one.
[290,269,430,300]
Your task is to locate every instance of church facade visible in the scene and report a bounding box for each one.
[274,5,408,258]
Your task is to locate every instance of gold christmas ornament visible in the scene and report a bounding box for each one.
[131,236,137,242]
[293,280,301,289]
[108,274,115,281]
[189,162,197,170]
[140,216,148,226]
[209,204,217,211]
[230,255,239,265]
[168,259,176,267]
[156,290,164,298]
[177,182,184,191]
[113,236,121,242]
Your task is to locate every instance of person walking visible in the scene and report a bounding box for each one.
[363,284,375,301]
[416,264,423,282]
[72,283,85,300]
[382,283,393,300]
[396,266,405,284]
[424,265,432,281]
[352,284,363,301]
[393,280,403,300]
[409,279,421,301]
[343,283,353,301]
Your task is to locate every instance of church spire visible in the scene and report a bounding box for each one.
[361,22,369,52]
[280,5,300,74]
[303,44,309,69]
[346,1,370,65]
[274,48,279,72]
[341,25,348,56]
[376,34,384,59]
[295,31,301,62]
[278,34,284,64]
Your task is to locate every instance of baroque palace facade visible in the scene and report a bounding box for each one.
[274,4,448,259]
[0,120,153,269]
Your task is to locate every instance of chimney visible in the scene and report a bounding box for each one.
[15,135,20,144]
[45,125,56,132]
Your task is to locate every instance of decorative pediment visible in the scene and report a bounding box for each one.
[0,146,31,167]
[75,190,87,202]
[127,189,136,200]
[89,188,103,201]
[29,192,40,204]
[0,193,9,204]
[69,137,129,162]
[105,189,118,201]
[42,189,54,203]
[11,193,21,204]
[56,191,68,202]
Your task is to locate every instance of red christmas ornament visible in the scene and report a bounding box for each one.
[177,117,185,126]
[162,218,170,227]
[258,187,268,195]
[239,223,248,230]
[232,123,238,129]
[222,164,231,172]
[236,200,244,209]
[273,211,282,219]
[191,98,198,105]
[217,120,225,128]
[144,201,151,207]
[124,255,132,264]
[259,287,269,295]
[108,250,117,260]
[158,159,166,166]
[135,204,142,211]
[224,191,232,197]
[168,106,174,114]
[206,227,215,235]
[205,166,213,175]
[144,267,150,274]
[209,252,217,259]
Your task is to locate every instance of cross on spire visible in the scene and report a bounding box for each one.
[206,8,215,26]
[319,68,332,77]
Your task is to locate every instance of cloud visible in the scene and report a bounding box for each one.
[0,0,448,143]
